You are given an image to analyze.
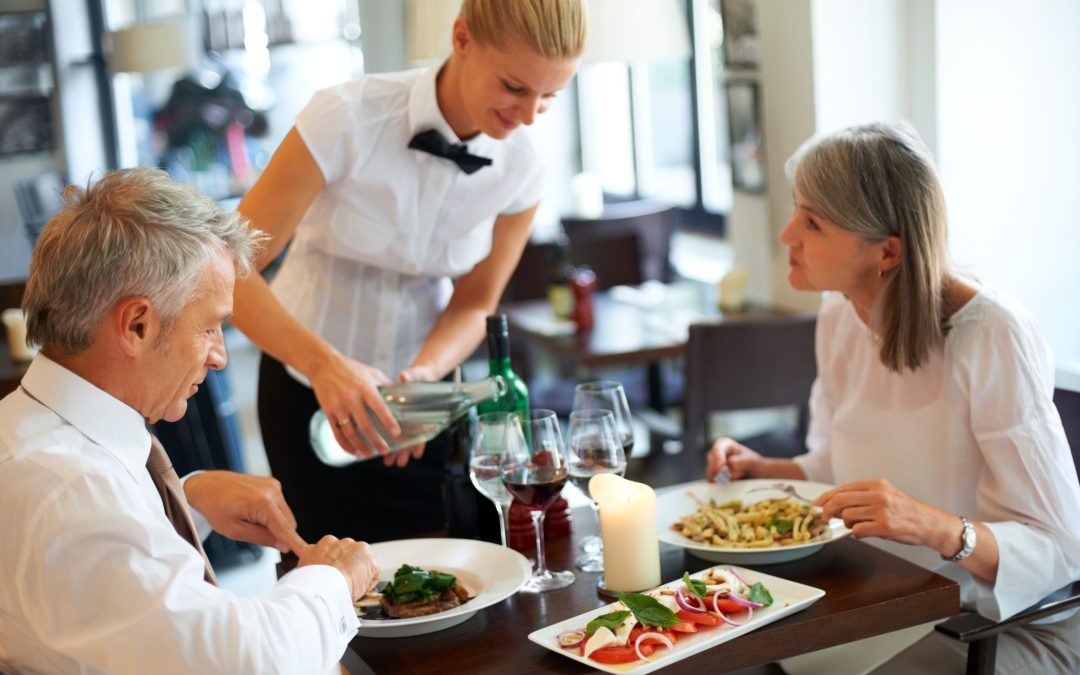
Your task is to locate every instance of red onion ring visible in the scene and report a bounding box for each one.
[726,566,752,588]
[557,629,586,649]
[726,592,764,610]
[634,631,675,661]
[675,588,706,613]
[712,592,754,626]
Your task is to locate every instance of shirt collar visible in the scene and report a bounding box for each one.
[20,354,152,477]
[406,63,498,157]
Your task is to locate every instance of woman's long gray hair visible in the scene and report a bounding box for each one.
[786,122,949,372]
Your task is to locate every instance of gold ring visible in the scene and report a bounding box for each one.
[336,418,352,429]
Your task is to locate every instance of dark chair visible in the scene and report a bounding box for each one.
[561,199,677,285]
[681,313,818,456]
[14,171,66,245]
[934,385,1080,674]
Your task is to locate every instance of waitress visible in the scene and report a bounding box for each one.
[231,0,586,542]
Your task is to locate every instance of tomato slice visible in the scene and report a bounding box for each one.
[589,644,652,664]
[708,595,750,615]
[629,628,680,644]
[676,609,722,626]
[669,620,698,633]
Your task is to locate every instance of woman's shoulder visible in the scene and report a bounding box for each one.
[305,69,421,117]
[949,284,1042,342]
[947,283,1053,380]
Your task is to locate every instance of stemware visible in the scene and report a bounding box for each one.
[501,409,575,592]
[468,412,516,547]
[570,381,634,571]
[567,409,627,572]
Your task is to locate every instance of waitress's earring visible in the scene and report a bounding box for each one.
[879,268,885,279]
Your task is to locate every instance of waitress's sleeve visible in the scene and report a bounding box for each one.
[500,136,546,215]
[295,81,376,186]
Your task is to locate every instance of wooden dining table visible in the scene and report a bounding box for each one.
[345,499,960,674]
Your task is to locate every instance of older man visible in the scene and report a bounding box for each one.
[0,169,379,674]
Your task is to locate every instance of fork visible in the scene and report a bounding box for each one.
[746,482,821,510]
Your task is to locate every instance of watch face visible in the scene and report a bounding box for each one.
[963,527,977,548]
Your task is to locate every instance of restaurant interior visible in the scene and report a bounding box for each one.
[1,1,1079,673]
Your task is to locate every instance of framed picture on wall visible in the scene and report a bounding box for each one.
[0,97,54,155]
[0,12,52,96]
[725,80,765,192]
[720,0,759,69]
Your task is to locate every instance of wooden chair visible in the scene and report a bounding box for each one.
[562,199,677,285]
[681,313,818,456]
[934,385,1080,674]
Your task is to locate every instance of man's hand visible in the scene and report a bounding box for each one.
[183,471,306,553]
[297,535,380,601]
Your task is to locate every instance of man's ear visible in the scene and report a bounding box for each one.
[113,296,157,357]
[880,235,903,273]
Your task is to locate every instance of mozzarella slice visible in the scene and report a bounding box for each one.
[583,626,619,657]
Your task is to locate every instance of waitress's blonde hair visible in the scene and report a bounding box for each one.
[460,0,588,59]
[785,122,950,373]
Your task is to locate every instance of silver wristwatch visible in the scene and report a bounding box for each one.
[943,516,977,562]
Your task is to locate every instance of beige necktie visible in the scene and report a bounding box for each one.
[146,435,218,585]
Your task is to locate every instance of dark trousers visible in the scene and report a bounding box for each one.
[257,353,500,543]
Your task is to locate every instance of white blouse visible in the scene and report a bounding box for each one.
[0,356,359,674]
[795,288,1080,622]
[271,64,545,379]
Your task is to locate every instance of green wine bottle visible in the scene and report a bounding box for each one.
[477,314,530,419]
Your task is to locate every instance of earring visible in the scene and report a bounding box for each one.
[879,268,885,279]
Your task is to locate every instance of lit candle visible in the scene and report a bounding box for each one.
[589,473,661,592]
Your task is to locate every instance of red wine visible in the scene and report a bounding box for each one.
[503,467,568,511]
[622,437,635,456]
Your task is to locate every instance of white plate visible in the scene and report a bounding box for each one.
[357,538,531,638]
[529,565,825,674]
[656,479,853,565]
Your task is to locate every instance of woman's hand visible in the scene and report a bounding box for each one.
[814,478,956,550]
[309,352,400,459]
[706,438,764,481]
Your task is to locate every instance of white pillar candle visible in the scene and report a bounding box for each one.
[589,473,661,592]
[2,308,37,362]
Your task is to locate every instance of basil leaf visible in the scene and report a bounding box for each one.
[428,571,457,593]
[767,518,794,534]
[747,582,774,607]
[585,610,632,637]
[616,592,681,628]
[682,572,707,599]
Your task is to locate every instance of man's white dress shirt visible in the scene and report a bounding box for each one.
[795,287,1080,622]
[0,356,359,674]
[271,64,545,381]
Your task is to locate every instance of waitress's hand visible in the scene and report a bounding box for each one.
[309,352,400,459]
[384,365,434,468]
[706,438,764,481]
[813,478,953,549]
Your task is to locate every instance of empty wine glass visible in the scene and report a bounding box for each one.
[571,381,634,570]
[567,409,627,572]
[468,412,516,547]
[501,409,575,592]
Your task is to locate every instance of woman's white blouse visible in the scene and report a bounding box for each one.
[795,288,1080,621]
[271,65,544,378]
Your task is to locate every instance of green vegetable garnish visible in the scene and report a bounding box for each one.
[766,518,794,534]
[585,610,632,637]
[747,582,774,607]
[616,592,681,628]
[682,571,707,599]
[383,564,457,604]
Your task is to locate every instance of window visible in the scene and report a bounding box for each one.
[576,0,733,234]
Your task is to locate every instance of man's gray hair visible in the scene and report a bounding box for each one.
[23,168,265,354]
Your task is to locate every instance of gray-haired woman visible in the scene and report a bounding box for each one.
[707,122,1080,673]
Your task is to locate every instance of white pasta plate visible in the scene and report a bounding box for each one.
[656,479,853,565]
[355,538,531,638]
[528,565,825,674]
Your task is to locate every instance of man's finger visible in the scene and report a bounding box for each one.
[262,502,309,553]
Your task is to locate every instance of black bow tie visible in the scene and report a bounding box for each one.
[408,129,492,175]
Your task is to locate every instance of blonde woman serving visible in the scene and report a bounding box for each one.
[232,0,586,542]
[707,123,1080,673]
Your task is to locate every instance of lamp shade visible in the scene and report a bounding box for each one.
[405,0,462,67]
[108,18,195,74]
[585,0,691,63]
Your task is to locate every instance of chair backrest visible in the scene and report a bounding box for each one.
[682,313,817,454]
[14,171,65,245]
[568,232,642,291]
[562,199,676,285]
[1053,386,1080,483]
[501,241,555,303]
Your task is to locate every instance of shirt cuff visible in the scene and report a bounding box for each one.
[976,520,1070,621]
[179,470,213,542]
[278,564,360,641]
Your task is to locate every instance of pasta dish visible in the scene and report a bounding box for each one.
[671,496,828,548]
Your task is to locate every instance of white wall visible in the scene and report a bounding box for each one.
[936,0,1080,368]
